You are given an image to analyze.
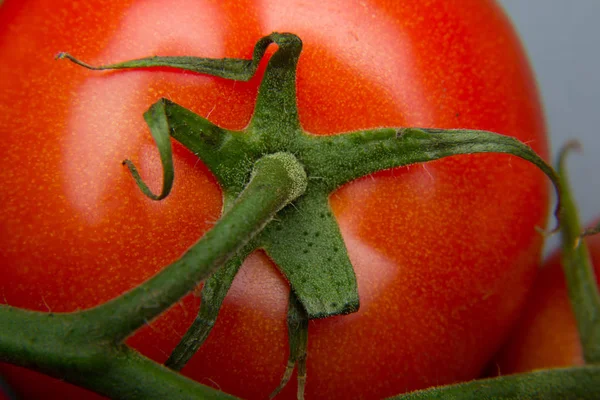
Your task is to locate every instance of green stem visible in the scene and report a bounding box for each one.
[92,348,239,399]
[84,152,307,342]
[0,309,236,399]
[392,366,600,400]
[0,152,306,398]
[556,142,600,363]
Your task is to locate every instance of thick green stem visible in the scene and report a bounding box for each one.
[0,309,236,399]
[556,142,600,363]
[0,153,306,398]
[72,347,239,400]
[84,152,307,342]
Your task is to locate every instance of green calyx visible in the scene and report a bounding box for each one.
[56,32,565,396]
[58,32,562,320]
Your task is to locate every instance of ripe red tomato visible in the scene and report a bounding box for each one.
[494,222,600,374]
[0,0,549,399]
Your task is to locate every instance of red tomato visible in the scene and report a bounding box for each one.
[0,0,548,399]
[494,222,600,374]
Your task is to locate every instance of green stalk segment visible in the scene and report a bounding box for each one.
[392,366,600,400]
[556,142,600,363]
[0,152,307,399]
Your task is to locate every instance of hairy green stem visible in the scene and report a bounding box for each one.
[84,152,307,342]
[556,142,600,363]
[0,309,236,400]
[0,152,306,398]
[73,347,240,400]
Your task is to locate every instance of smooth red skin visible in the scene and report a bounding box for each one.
[0,0,548,399]
[494,222,600,374]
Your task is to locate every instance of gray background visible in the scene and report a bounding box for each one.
[498,0,599,253]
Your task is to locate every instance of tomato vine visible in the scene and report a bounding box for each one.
[3,31,597,399]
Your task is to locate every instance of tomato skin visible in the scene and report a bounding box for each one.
[494,222,600,374]
[0,0,548,399]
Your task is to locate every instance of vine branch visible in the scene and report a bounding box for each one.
[0,152,307,399]
[556,141,600,363]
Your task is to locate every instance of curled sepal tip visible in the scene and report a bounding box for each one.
[270,291,308,400]
[122,99,174,201]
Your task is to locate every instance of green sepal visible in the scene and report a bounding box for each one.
[302,127,562,226]
[165,246,250,371]
[148,98,564,322]
[556,142,600,363]
[248,34,303,141]
[270,291,309,400]
[56,33,295,82]
[122,100,175,200]
[259,191,359,318]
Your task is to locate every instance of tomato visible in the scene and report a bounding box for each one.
[494,221,600,374]
[0,0,548,399]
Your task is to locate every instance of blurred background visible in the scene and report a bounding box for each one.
[499,0,600,253]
